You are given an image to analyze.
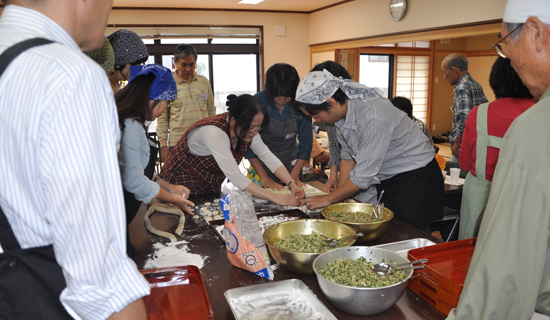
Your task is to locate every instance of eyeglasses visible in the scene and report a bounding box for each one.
[493,24,523,58]
[248,124,263,133]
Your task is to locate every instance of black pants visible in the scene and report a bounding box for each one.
[376,158,444,231]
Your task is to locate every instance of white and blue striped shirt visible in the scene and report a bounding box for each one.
[0,5,150,320]
[336,96,434,188]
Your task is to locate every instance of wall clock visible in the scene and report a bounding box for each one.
[389,0,408,21]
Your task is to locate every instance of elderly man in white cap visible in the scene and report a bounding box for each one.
[446,1,550,319]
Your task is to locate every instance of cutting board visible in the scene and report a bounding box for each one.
[270,184,328,197]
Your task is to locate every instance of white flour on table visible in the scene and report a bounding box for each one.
[143,240,207,270]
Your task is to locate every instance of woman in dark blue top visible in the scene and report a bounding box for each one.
[245,63,313,190]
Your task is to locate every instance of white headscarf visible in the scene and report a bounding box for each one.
[503,0,550,24]
[295,69,381,105]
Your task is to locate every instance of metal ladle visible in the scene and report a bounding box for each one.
[373,190,385,221]
[322,233,364,247]
[371,258,428,276]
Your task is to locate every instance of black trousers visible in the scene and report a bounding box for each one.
[376,157,444,231]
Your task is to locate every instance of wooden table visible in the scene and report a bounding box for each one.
[444,181,463,211]
[129,191,447,320]
[444,181,463,196]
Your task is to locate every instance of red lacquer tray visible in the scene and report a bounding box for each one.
[408,277,454,315]
[140,266,214,320]
[408,237,476,296]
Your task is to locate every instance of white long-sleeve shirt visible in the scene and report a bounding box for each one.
[187,125,283,190]
[0,5,150,320]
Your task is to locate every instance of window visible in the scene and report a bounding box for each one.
[211,38,257,45]
[395,55,430,123]
[359,54,394,98]
[212,54,258,114]
[105,27,261,115]
[397,41,431,48]
[161,38,208,45]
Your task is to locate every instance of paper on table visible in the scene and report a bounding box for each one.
[445,175,465,186]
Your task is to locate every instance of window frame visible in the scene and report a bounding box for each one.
[146,38,261,94]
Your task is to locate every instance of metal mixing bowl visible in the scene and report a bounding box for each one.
[322,203,394,243]
[263,219,357,275]
[312,247,412,316]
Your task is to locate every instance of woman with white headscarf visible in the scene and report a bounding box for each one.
[297,66,444,232]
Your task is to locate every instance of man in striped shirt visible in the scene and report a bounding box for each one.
[297,64,444,231]
[0,0,149,319]
[157,44,215,162]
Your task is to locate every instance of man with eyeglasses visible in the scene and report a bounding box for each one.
[157,43,215,162]
[446,0,550,319]
[441,53,488,166]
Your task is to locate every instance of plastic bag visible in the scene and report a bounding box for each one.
[220,188,274,280]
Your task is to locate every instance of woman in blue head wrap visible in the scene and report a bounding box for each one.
[116,64,194,230]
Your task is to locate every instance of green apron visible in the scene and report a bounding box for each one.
[459,102,503,239]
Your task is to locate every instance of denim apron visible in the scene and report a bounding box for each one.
[257,103,302,183]
[0,38,72,319]
[459,102,501,239]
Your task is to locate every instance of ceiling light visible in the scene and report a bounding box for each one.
[238,0,264,4]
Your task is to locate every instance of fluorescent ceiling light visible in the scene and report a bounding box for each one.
[238,0,264,4]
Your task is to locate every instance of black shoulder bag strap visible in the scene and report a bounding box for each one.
[0,38,72,320]
[0,205,20,251]
[0,38,53,76]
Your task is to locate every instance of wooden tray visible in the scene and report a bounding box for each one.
[408,238,476,296]
[408,278,454,315]
[141,266,214,320]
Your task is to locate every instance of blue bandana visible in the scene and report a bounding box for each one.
[129,64,177,101]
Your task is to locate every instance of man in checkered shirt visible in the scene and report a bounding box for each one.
[441,53,488,164]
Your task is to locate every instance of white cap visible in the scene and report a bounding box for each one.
[503,0,550,24]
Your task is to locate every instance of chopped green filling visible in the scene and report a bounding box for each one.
[320,257,408,288]
[274,231,350,253]
[326,210,382,223]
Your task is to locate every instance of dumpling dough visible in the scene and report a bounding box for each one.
[143,204,185,242]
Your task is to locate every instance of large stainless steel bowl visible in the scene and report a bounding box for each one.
[322,203,394,243]
[313,247,412,316]
[263,219,357,275]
